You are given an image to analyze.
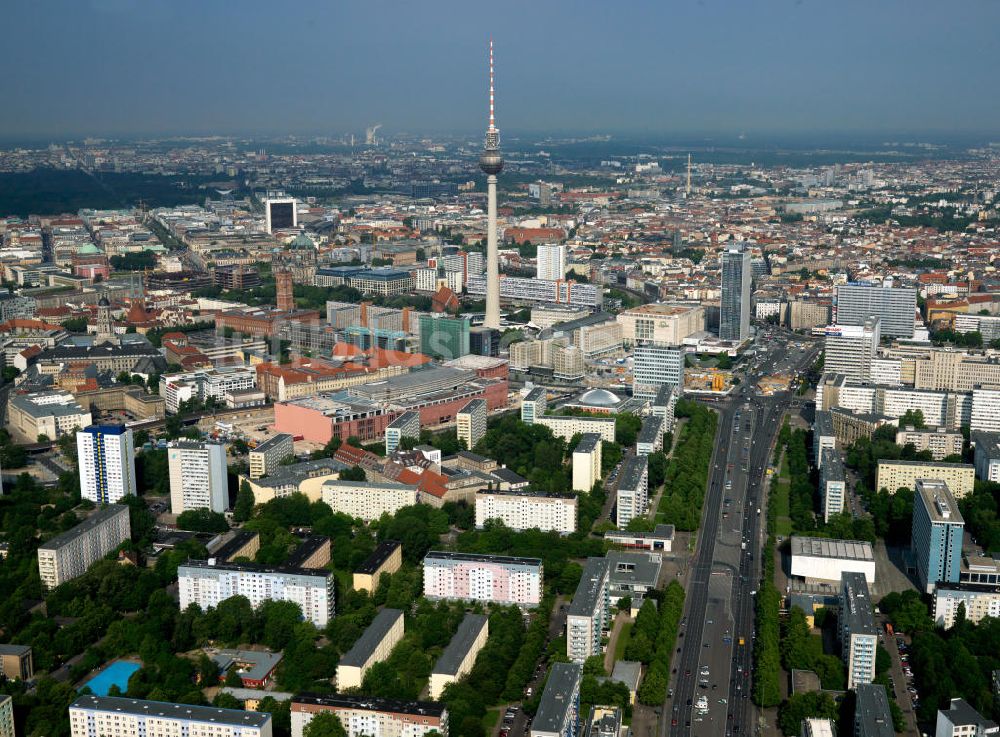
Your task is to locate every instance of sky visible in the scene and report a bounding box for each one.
[3,0,1000,141]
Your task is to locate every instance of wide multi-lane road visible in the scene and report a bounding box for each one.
[666,333,819,737]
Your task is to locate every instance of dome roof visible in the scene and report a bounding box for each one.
[290,234,314,248]
[97,296,110,307]
[576,388,622,407]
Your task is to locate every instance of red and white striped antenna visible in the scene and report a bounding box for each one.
[489,37,496,132]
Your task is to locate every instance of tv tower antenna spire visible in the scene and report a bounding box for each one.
[480,37,504,331]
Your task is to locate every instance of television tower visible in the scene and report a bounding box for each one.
[686,153,692,196]
[480,38,503,330]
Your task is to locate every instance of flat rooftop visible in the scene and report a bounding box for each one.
[181,558,333,580]
[476,489,576,500]
[292,692,445,718]
[423,550,542,568]
[285,536,329,568]
[568,557,610,617]
[814,409,834,438]
[433,613,488,676]
[38,505,128,551]
[533,662,583,735]
[607,550,662,588]
[210,649,282,683]
[252,433,293,454]
[916,479,964,525]
[618,456,648,493]
[841,572,877,636]
[339,609,404,668]
[574,433,602,454]
[622,302,700,317]
[355,541,402,575]
[790,536,874,562]
[854,684,895,737]
[69,695,270,727]
[386,411,420,429]
[605,524,675,541]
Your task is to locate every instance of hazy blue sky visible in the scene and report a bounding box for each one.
[3,0,1000,140]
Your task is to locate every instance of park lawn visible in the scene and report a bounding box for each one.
[773,454,793,536]
[614,621,634,662]
[483,708,501,732]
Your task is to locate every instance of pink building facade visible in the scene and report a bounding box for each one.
[422,551,542,607]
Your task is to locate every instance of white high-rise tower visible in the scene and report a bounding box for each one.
[479,39,503,330]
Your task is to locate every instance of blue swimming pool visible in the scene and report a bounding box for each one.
[80,660,141,696]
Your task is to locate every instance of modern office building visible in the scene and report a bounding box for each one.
[321,479,419,522]
[531,662,583,737]
[840,572,878,688]
[632,343,685,401]
[69,695,272,737]
[249,433,294,480]
[159,367,257,414]
[77,424,137,504]
[822,318,881,382]
[537,244,567,281]
[419,314,471,360]
[606,550,662,605]
[933,584,1000,628]
[167,440,229,514]
[429,613,489,699]
[385,411,420,455]
[0,643,32,682]
[466,274,602,308]
[636,415,664,456]
[566,557,610,663]
[819,448,846,522]
[789,536,876,585]
[37,504,130,590]
[616,303,705,346]
[720,243,752,342]
[854,683,894,737]
[912,479,965,593]
[475,490,578,534]
[422,551,543,607]
[456,398,487,451]
[935,698,999,737]
[336,608,405,690]
[834,283,917,338]
[875,460,975,497]
[521,386,548,425]
[291,693,447,737]
[616,455,649,528]
[572,433,603,492]
[264,195,297,233]
[352,541,403,593]
[537,415,616,443]
[178,559,335,627]
[972,430,1000,482]
[897,426,964,461]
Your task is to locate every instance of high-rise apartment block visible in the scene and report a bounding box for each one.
[536,244,567,281]
[636,415,664,456]
[972,430,1000,482]
[651,384,678,432]
[531,662,583,737]
[854,683,895,737]
[819,448,846,522]
[0,644,33,682]
[632,343,685,401]
[69,695,272,737]
[249,433,294,479]
[876,460,975,498]
[935,698,999,737]
[321,479,418,522]
[521,386,547,425]
[168,440,229,514]
[834,283,917,338]
[385,411,420,455]
[934,585,1000,629]
[37,504,131,590]
[422,551,543,607]
[566,557,610,663]
[537,415,616,443]
[616,456,649,528]
[720,244,752,342]
[475,490,578,534]
[813,410,837,468]
[572,433,603,492]
[456,398,487,452]
[178,559,335,627]
[840,572,877,688]
[77,424,137,504]
[912,479,965,593]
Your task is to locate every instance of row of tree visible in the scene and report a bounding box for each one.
[657,400,718,530]
[636,581,685,705]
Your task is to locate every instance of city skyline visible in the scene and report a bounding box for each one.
[3,0,1000,140]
